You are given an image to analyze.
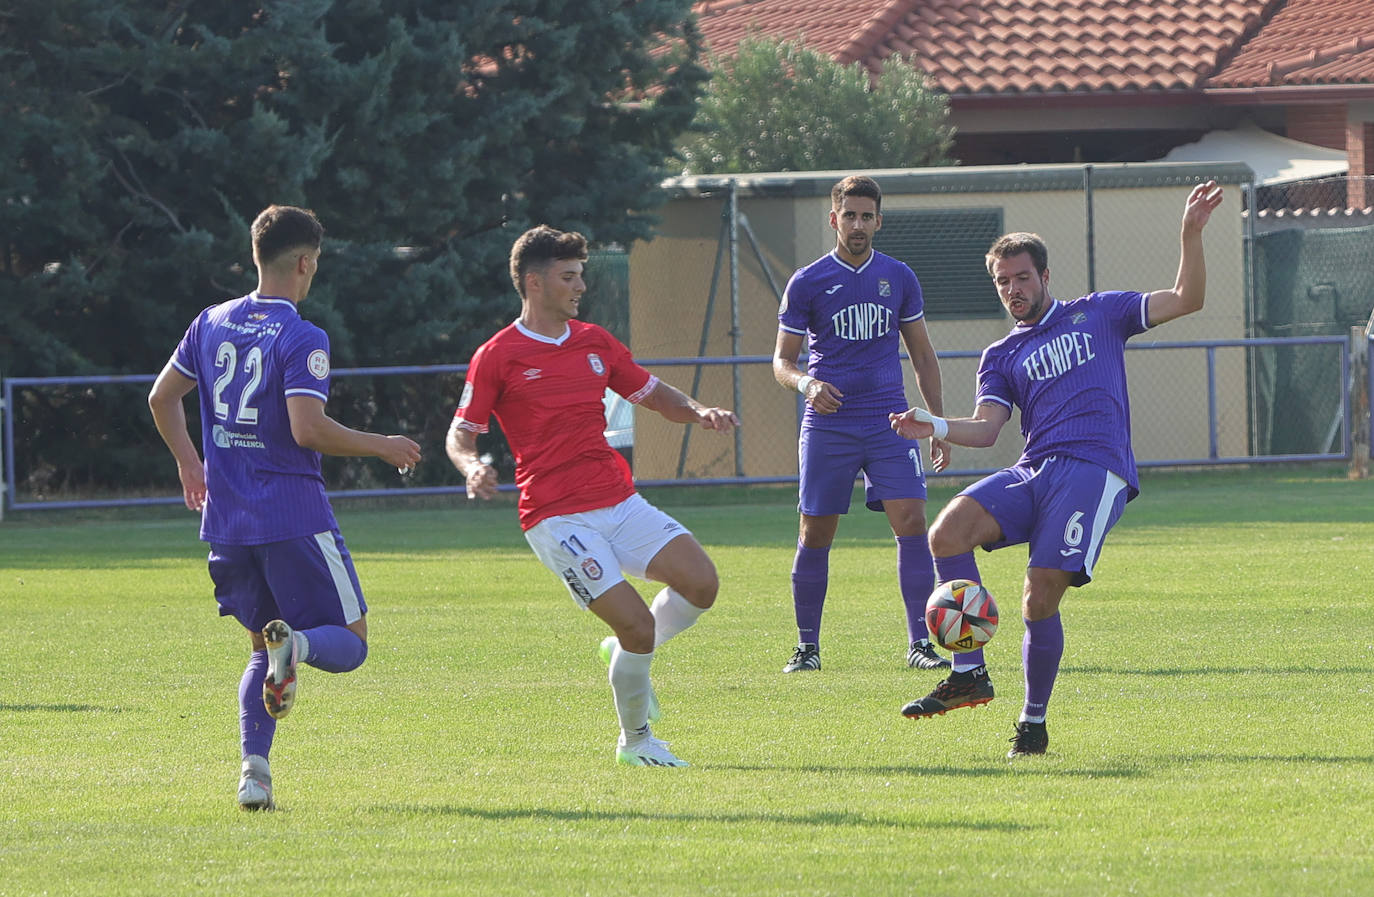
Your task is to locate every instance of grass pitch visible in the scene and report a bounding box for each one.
[2,467,1372,896]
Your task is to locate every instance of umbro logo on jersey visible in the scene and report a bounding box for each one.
[824,284,844,294]
[523,368,542,380]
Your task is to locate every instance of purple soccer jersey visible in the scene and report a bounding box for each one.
[780,250,926,429]
[172,292,338,544]
[975,291,1149,497]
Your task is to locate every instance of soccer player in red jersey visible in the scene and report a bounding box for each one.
[446,225,739,767]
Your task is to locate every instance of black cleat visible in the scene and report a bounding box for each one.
[907,639,952,670]
[900,665,994,718]
[1007,720,1049,758]
[782,643,821,673]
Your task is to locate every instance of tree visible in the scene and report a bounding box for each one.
[678,35,954,175]
[0,0,705,496]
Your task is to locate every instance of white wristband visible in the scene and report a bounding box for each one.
[913,407,949,440]
[796,375,815,396]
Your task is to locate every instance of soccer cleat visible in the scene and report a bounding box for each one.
[900,665,994,718]
[1007,720,1049,758]
[782,643,821,673]
[262,619,300,720]
[616,731,689,767]
[907,639,952,670]
[598,636,661,723]
[237,754,274,811]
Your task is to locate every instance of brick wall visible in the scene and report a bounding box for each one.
[1288,105,1349,150]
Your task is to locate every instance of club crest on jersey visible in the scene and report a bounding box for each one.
[587,353,604,375]
[580,557,604,580]
[877,279,891,297]
[308,349,330,379]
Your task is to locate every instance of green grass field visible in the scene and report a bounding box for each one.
[3,467,1373,896]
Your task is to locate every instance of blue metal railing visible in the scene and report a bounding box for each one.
[1,336,1366,512]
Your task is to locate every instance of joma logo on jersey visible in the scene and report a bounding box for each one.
[587,353,604,375]
[1021,331,1096,381]
[830,302,894,341]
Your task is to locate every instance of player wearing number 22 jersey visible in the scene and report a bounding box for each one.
[172,293,338,543]
[150,205,420,810]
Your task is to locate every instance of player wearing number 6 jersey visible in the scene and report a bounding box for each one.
[148,205,421,809]
[772,175,950,675]
[890,181,1225,758]
[447,225,739,768]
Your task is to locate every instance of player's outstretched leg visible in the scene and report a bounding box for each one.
[237,754,274,811]
[1007,721,1048,758]
[599,636,661,722]
[262,620,304,719]
[616,728,689,767]
[900,665,994,718]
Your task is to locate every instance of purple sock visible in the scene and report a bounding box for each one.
[933,552,986,668]
[896,534,935,642]
[933,551,981,586]
[300,625,369,673]
[791,542,829,644]
[1022,613,1064,721]
[239,651,275,760]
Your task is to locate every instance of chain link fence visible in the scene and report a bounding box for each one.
[4,165,1373,512]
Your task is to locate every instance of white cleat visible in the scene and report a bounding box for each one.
[262,620,301,720]
[616,731,689,767]
[598,636,661,722]
[237,754,274,811]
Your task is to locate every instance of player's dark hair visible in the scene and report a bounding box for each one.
[509,225,588,299]
[986,232,1049,276]
[831,175,882,212]
[252,205,324,267]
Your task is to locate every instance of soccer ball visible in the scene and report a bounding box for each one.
[925,580,999,653]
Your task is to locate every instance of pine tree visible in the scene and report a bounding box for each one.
[0,0,704,493]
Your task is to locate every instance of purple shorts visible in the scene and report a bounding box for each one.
[960,456,1128,587]
[208,529,367,632]
[798,421,928,516]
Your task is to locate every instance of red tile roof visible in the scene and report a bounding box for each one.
[1211,0,1374,87]
[693,0,1374,97]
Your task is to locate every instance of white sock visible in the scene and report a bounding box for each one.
[650,588,707,647]
[608,647,654,739]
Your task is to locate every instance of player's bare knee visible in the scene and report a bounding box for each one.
[616,618,656,654]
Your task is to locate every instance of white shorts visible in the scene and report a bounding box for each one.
[523,493,692,609]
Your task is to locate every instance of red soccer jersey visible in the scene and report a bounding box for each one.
[454,320,658,529]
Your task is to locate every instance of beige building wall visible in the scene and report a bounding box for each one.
[626,164,1252,480]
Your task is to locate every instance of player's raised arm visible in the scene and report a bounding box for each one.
[1146,180,1224,327]
[638,379,739,432]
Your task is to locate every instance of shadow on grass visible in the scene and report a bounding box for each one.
[712,763,1145,779]
[1063,665,1374,676]
[1172,753,1374,765]
[0,703,120,712]
[371,802,1037,832]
